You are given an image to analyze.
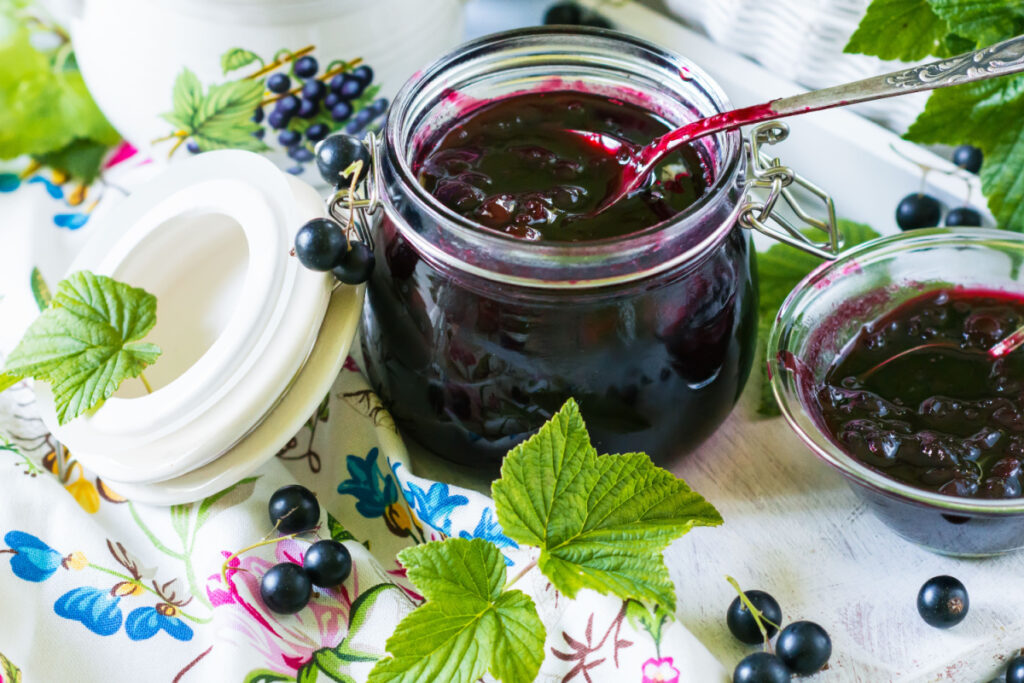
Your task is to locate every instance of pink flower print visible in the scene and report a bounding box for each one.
[206,538,357,676]
[642,656,680,683]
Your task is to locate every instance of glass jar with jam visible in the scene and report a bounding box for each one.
[354,27,831,469]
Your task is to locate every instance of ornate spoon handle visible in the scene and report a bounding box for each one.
[774,34,1024,116]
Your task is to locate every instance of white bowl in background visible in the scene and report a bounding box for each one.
[60,0,467,180]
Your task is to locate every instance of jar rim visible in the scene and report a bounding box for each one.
[382,26,745,288]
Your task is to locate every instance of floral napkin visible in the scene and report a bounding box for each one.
[0,150,729,683]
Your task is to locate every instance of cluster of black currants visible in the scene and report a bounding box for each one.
[727,589,832,683]
[896,145,984,230]
[256,54,387,175]
[259,485,353,614]
[542,1,613,27]
[293,134,376,285]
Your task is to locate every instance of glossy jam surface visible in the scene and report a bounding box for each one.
[414,91,708,241]
[817,289,1024,500]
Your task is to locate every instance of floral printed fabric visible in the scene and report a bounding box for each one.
[0,155,729,682]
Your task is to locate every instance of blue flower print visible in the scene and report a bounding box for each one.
[125,605,193,641]
[4,531,63,582]
[53,213,90,230]
[337,448,399,518]
[54,586,122,636]
[402,481,468,536]
[459,508,519,564]
[27,176,63,198]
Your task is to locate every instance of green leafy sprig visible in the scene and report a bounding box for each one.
[1,270,162,424]
[367,399,722,683]
[845,0,1024,229]
[0,1,119,183]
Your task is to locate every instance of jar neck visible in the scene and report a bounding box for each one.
[381,27,745,289]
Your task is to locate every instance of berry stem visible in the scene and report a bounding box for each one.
[219,525,321,588]
[505,558,537,590]
[246,45,316,81]
[167,136,188,159]
[151,131,187,144]
[725,575,779,652]
[139,372,153,394]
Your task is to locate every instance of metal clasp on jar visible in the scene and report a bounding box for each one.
[326,132,384,251]
[739,122,841,260]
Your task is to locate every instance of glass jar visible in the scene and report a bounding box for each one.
[357,28,795,469]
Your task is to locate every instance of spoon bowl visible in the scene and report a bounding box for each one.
[573,34,1024,214]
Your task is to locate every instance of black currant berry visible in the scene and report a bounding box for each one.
[331,101,353,122]
[303,540,353,587]
[289,146,315,163]
[351,65,374,85]
[302,79,326,102]
[252,107,264,124]
[952,144,983,174]
[294,218,347,272]
[277,95,301,116]
[267,73,291,94]
[267,110,289,130]
[297,99,317,119]
[727,590,782,644]
[339,76,364,100]
[544,1,584,24]
[1006,654,1024,683]
[268,484,321,533]
[186,140,200,154]
[325,92,341,110]
[307,123,329,142]
[329,74,346,93]
[917,575,969,628]
[332,241,376,285]
[293,55,319,79]
[278,130,300,147]
[260,562,312,614]
[732,652,790,683]
[776,621,832,674]
[896,193,943,230]
[316,134,370,187]
[945,207,982,227]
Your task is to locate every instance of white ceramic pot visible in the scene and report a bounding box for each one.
[35,150,365,504]
[62,0,467,179]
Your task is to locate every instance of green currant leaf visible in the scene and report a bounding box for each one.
[844,0,949,60]
[492,399,722,610]
[221,47,262,75]
[161,67,204,131]
[0,22,118,160]
[368,538,545,683]
[754,220,880,416]
[3,271,162,425]
[0,372,21,394]
[32,138,108,184]
[30,266,52,312]
[905,76,1024,230]
[928,0,1024,45]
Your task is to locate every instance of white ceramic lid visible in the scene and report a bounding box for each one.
[35,151,335,484]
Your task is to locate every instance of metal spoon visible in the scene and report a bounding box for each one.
[573,34,1024,213]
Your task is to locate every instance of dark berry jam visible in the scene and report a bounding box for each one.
[414,91,708,241]
[817,289,1024,500]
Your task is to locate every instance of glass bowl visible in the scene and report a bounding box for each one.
[768,227,1024,557]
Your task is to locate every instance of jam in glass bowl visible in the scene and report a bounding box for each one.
[769,228,1024,556]
[360,28,758,470]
